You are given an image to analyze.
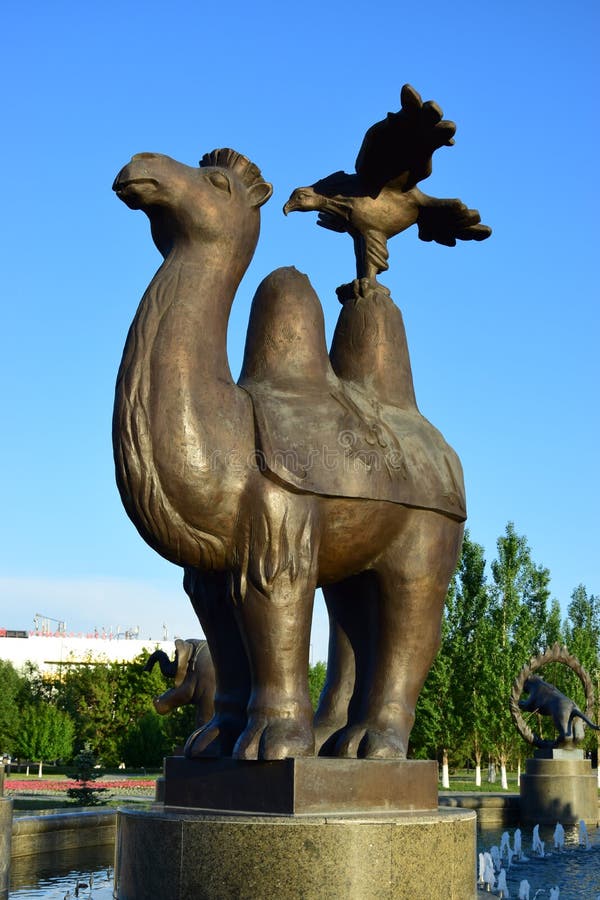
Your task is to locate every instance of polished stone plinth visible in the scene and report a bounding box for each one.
[161,755,438,814]
[0,798,12,900]
[115,806,476,900]
[520,749,599,825]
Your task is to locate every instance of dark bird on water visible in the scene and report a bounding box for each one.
[283,84,491,282]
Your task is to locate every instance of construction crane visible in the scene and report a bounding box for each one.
[33,613,66,635]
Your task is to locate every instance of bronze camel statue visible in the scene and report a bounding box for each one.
[112,146,466,760]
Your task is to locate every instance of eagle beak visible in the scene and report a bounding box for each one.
[282,201,292,216]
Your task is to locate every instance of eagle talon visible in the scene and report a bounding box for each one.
[336,278,389,304]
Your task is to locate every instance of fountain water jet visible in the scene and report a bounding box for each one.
[497,868,509,897]
[532,824,545,857]
[553,822,565,851]
[578,819,590,849]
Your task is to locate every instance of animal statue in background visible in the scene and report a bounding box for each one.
[112,85,490,762]
[144,639,215,727]
[519,675,600,746]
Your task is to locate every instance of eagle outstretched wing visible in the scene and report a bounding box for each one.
[416,196,492,246]
[355,84,457,197]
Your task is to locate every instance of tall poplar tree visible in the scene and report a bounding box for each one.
[445,531,494,784]
[487,522,551,786]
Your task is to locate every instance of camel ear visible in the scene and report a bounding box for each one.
[248,180,273,208]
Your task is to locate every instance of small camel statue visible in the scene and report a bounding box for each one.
[112,139,471,761]
[519,675,600,746]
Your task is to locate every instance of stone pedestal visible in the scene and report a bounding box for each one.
[520,749,599,825]
[161,755,438,814]
[0,797,13,900]
[115,806,476,899]
[115,757,476,899]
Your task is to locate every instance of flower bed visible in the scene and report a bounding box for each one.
[6,778,154,794]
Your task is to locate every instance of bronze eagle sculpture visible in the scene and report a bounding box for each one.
[284,84,491,281]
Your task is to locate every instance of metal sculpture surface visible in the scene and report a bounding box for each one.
[510,644,598,749]
[284,84,491,283]
[112,86,489,761]
[145,639,215,726]
[519,676,600,746]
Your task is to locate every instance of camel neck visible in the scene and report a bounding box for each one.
[142,248,240,384]
[113,239,254,568]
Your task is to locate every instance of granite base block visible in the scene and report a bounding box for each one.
[162,755,438,814]
[115,806,477,900]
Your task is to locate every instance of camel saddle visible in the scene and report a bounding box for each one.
[238,267,466,522]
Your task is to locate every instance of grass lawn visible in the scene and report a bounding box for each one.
[441,768,600,794]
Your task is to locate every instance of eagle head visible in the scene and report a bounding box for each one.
[283,187,320,216]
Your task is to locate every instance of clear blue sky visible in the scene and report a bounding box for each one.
[1,1,598,662]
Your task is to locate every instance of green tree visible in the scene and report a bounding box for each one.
[562,585,600,753]
[14,703,75,776]
[308,661,327,710]
[445,531,494,784]
[486,523,552,786]
[160,704,196,753]
[58,663,119,762]
[67,746,109,806]
[564,585,600,668]
[544,599,564,648]
[57,650,173,766]
[121,711,170,767]
[0,659,25,755]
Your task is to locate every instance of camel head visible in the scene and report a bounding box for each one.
[113,148,272,260]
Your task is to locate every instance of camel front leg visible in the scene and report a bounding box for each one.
[232,573,317,760]
[232,493,319,760]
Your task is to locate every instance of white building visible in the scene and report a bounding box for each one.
[0,629,175,674]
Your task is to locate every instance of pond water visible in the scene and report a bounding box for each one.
[8,822,600,897]
[478,823,600,899]
[10,845,114,899]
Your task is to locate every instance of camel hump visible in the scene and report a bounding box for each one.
[331,280,417,409]
[240,267,334,387]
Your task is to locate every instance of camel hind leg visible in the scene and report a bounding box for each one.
[183,568,251,758]
[332,509,463,759]
[316,573,378,754]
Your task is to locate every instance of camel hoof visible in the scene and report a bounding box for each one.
[321,724,407,759]
[184,715,245,758]
[314,719,347,755]
[233,717,315,760]
[335,726,367,758]
[358,728,407,759]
